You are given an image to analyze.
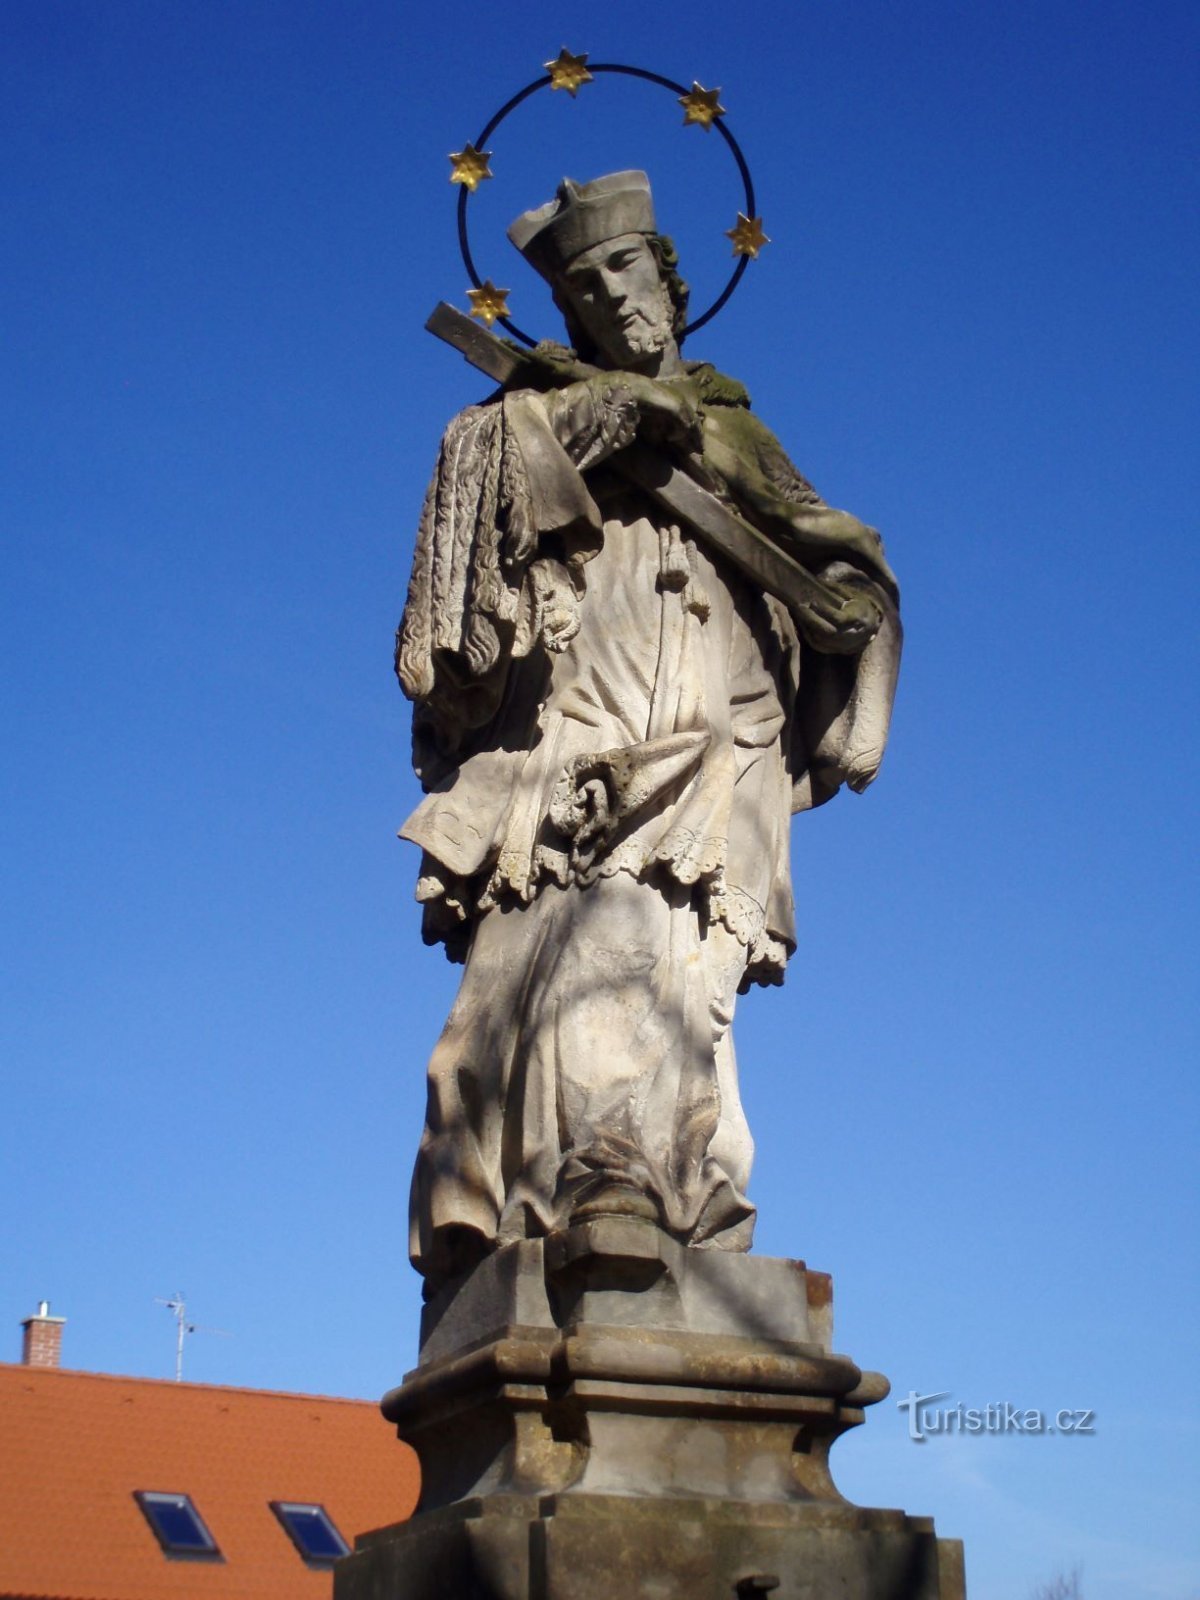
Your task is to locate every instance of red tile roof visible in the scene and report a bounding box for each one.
[0,1363,418,1600]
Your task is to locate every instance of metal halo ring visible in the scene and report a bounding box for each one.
[456,62,757,348]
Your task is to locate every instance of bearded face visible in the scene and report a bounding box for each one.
[557,232,676,369]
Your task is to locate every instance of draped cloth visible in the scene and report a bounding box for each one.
[396,362,900,1284]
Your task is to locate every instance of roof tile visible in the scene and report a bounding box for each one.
[0,1364,419,1600]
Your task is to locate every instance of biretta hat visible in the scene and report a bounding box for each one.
[508,171,656,282]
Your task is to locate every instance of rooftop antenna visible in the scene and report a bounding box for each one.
[154,1292,230,1381]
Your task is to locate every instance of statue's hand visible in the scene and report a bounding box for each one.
[842,520,897,592]
[545,374,702,469]
[614,374,703,455]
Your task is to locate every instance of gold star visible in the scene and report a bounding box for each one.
[726,213,770,258]
[678,82,726,129]
[466,281,510,326]
[448,143,493,192]
[545,48,593,95]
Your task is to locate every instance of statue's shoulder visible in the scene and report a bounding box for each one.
[683,361,752,410]
[438,339,576,424]
[685,363,826,511]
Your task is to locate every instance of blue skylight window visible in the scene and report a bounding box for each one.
[134,1491,221,1559]
[270,1501,350,1564]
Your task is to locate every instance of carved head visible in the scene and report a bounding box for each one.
[508,171,689,368]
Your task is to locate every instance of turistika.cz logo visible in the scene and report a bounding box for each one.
[897,1391,1096,1443]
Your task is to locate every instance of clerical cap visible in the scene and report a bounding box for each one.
[508,171,656,282]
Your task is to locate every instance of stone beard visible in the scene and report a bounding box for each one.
[396,173,901,1290]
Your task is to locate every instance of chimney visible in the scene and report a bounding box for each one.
[21,1301,66,1369]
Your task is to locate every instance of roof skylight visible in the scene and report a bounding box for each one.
[134,1491,221,1559]
[270,1501,350,1564]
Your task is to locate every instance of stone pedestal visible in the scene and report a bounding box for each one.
[335,1220,964,1598]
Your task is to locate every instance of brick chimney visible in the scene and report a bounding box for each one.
[21,1301,66,1368]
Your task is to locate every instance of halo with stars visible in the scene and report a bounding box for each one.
[448,50,767,345]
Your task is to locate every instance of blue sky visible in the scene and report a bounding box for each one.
[2,3,1197,1597]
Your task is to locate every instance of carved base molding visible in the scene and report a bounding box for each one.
[335,1221,964,1599]
[337,1492,965,1600]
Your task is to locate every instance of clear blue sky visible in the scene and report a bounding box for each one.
[2,4,1197,1597]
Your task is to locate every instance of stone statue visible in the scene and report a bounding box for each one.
[342,164,963,1600]
[397,172,901,1290]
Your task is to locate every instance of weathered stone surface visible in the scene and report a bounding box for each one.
[397,1226,871,1511]
[419,1220,830,1363]
[337,1493,966,1600]
[339,1200,961,1596]
[385,1322,865,1508]
[336,1228,965,1597]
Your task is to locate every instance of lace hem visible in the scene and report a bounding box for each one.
[425,833,789,986]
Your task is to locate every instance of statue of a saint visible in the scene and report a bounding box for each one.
[397,172,900,1289]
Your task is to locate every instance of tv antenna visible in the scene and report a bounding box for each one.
[154,1292,230,1381]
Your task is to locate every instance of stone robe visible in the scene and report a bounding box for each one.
[396,358,900,1285]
